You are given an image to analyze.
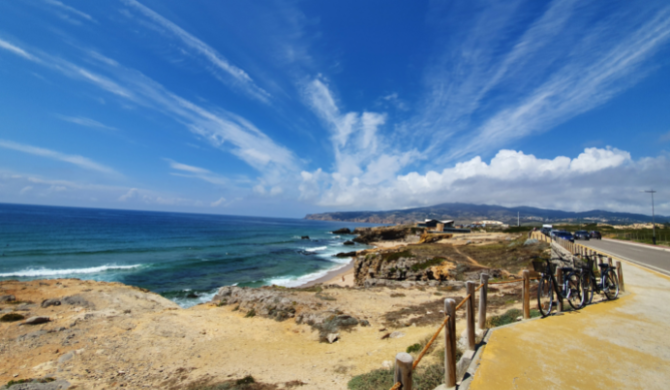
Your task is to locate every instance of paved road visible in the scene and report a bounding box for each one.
[582,238,670,276]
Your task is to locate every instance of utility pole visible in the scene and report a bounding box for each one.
[645,190,657,245]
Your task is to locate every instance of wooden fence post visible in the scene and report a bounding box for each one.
[608,257,613,267]
[616,261,625,292]
[478,274,489,330]
[444,299,456,388]
[556,267,563,313]
[395,353,413,390]
[466,281,476,351]
[522,270,530,319]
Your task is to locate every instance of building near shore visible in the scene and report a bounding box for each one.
[416,219,471,233]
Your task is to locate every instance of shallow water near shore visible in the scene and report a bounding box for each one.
[0,203,375,307]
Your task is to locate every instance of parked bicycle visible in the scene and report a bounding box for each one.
[575,253,619,306]
[533,257,585,317]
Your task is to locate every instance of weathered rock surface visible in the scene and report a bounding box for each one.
[41,298,61,308]
[0,379,70,390]
[351,225,414,244]
[213,286,366,342]
[334,251,357,258]
[0,294,16,302]
[23,316,50,325]
[343,240,355,246]
[332,228,353,234]
[363,278,466,289]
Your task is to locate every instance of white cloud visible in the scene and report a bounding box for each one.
[167,159,209,174]
[412,2,670,162]
[43,0,95,23]
[211,197,226,207]
[301,77,421,204]
[19,186,33,194]
[165,159,229,186]
[122,0,270,102]
[0,139,118,175]
[0,39,298,188]
[298,146,670,215]
[58,115,117,131]
[118,188,140,201]
[0,38,38,62]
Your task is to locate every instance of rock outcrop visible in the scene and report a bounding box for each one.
[352,247,496,287]
[351,225,415,244]
[212,285,367,342]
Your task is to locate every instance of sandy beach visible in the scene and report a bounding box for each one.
[301,260,355,287]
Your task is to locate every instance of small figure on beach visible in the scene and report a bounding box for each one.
[342,276,345,282]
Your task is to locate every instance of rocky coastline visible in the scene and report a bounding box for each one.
[1,226,549,389]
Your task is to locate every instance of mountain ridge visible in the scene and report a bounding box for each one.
[304,202,669,225]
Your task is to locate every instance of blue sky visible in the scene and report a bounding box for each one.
[1,0,669,217]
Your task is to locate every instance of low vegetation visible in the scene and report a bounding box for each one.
[381,250,415,262]
[5,378,55,388]
[486,308,541,328]
[0,313,25,322]
[410,257,446,272]
[348,365,444,390]
[184,375,285,390]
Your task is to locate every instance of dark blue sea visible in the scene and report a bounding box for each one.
[0,204,376,307]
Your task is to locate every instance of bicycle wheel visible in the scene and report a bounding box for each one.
[537,276,554,317]
[603,269,619,300]
[581,271,594,305]
[565,271,585,310]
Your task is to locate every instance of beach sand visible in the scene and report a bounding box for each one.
[302,261,355,287]
[1,278,471,389]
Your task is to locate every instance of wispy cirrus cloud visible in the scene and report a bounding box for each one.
[122,0,270,103]
[0,38,38,61]
[0,37,299,184]
[43,0,96,23]
[57,115,117,132]
[410,1,670,163]
[166,159,228,186]
[0,139,118,175]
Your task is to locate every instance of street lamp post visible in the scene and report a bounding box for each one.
[645,190,657,245]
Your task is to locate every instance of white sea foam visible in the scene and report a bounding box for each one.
[265,261,350,288]
[171,288,219,309]
[0,264,143,278]
[304,246,327,252]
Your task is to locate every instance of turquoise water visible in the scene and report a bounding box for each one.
[0,204,375,307]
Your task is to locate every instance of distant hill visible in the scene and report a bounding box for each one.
[304,203,669,225]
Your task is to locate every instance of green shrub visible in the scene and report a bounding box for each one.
[487,308,523,327]
[236,376,255,385]
[348,364,444,390]
[410,257,445,272]
[0,313,25,322]
[406,343,421,353]
[382,250,415,262]
[245,309,256,318]
[390,293,405,298]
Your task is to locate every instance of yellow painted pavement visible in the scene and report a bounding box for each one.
[469,260,670,390]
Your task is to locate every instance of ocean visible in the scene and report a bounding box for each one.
[0,203,377,307]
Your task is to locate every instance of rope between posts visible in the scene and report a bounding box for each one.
[388,285,482,389]
[412,314,450,370]
[488,279,523,285]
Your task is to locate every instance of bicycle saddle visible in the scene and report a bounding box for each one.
[597,263,609,269]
